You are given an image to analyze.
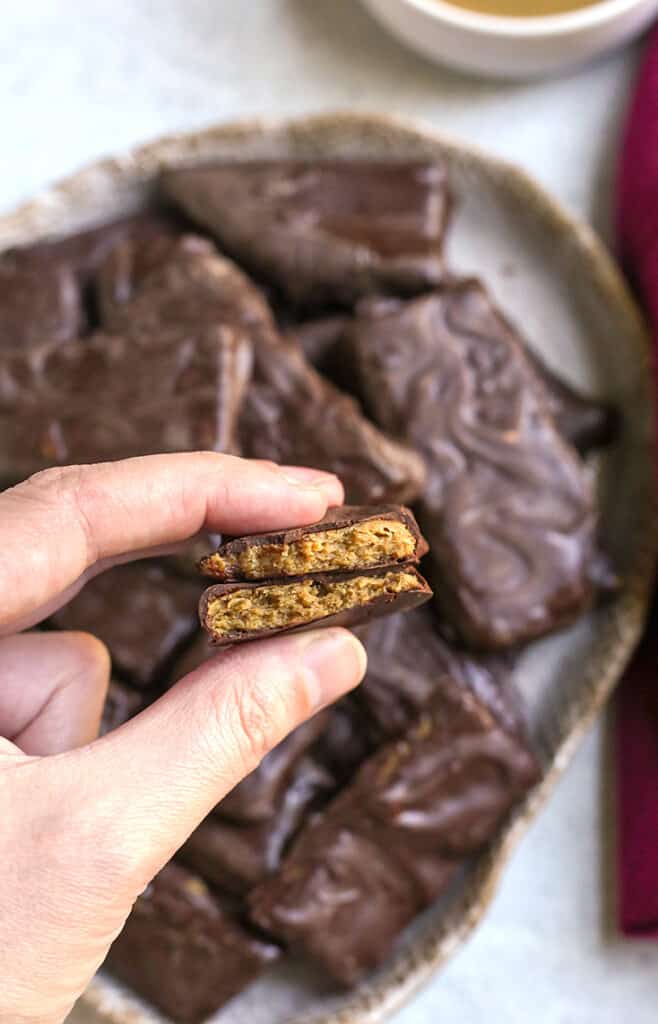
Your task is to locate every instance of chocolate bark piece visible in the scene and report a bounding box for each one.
[238,334,426,505]
[357,606,526,742]
[249,683,539,985]
[100,680,144,736]
[347,282,598,649]
[0,323,251,480]
[199,505,428,582]
[97,233,276,345]
[0,252,82,349]
[161,160,449,308]
[180,757,334,893]
[105,863,279,1024]
[51,562,202,690]
[200,566,432,646]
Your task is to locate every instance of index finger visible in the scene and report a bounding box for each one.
[0,452,343,634]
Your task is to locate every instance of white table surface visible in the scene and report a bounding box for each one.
[2,2,656,1021]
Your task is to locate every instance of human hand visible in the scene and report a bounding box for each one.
[0,453,367,1024]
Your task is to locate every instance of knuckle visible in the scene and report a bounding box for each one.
[231,680,277,774]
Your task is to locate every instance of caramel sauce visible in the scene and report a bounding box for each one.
[442,0,601,15]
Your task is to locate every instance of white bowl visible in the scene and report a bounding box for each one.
[361,0,658,78]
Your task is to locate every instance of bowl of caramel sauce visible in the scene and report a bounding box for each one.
[361,0,658,77]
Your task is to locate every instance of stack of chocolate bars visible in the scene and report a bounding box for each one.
[0,159,617,1023]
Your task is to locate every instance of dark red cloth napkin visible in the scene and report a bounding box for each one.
[615,25,658,937]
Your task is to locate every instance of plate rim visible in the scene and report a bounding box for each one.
[4,111,655,1024]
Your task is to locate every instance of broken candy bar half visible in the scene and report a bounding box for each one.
[199,504,428,581]
[200,567,432,646]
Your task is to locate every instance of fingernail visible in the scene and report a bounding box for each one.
[279,465,342,492]
[296,628,367,712]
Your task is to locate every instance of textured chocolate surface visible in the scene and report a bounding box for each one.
[180,757,333,893]
[51,562,202,690]
[199,504,428,580]
[161,160,448,307]
[97,233,274,346]
[356,606,525,741]
[0,323,251,480]
[347,281,598,649]
[0,252,82,349]
[238,333,426,505]
[199,566,432,645]
[522,344,618,453]
[250,683,539,985]
[100,679,144,736]
[106,863,279,1024]
[290,308,617,455]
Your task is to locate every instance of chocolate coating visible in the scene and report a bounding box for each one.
[250,683,538,985]
[290,308,616,454]
[238,334,426,505]
[97,233,274,347]
[0,323,251,481]
[51,562,202,690]
[357,606,526,741]
[161,160,449,307]
[0,252,82,349]
[199,566,432,646]
[199,504,428,580]
[347,281,598,649]
[106,863,279,1024]
[514,342,618,453]
[180,757,333,893]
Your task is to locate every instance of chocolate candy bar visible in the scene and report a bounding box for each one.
[0,324,251,481]
[199,566,432,646]
[238,334,427,505]
[100,679,144,736]
[105,863,279,1024]
[161,161,449,308]
[249,682,539,985]
[51,562,202,690]
[347,281,598,649]
[199,505,428,582]
[180,757,333,893]
[356,606,526,742]
[0,251,82,349]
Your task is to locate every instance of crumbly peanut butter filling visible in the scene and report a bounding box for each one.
[206,520,415,580]
[206,570,420,635]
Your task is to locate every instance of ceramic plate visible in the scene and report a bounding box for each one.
[2,113,655,1024]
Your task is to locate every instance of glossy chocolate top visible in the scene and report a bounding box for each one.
[161,160,449,307]
[348,280,598,649]
[106,863,279,1024]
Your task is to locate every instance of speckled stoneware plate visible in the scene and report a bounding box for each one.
[2,113,655,1024]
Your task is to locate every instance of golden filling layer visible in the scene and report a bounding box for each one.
[207,570,420,635]
[207,520,415,580]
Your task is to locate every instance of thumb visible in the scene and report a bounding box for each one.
[58,627,366,891]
